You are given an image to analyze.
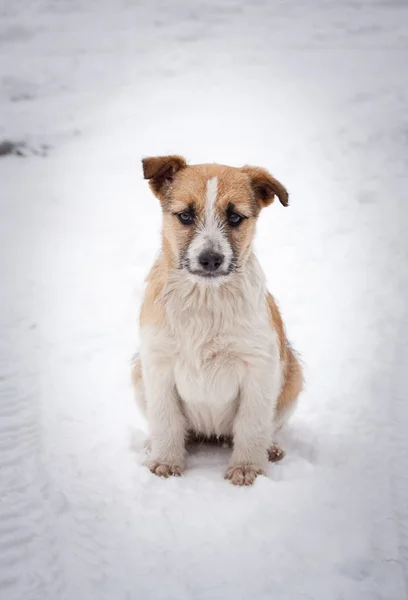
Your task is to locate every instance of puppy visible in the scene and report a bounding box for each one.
[133,156,302,486]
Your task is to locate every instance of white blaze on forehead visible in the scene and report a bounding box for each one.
[185,174,233,277]
[205,177,218,222]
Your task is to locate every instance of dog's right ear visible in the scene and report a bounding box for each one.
[142,155,187,199]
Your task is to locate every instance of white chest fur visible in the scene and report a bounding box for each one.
[173,328,247,436]
[141,256,280,437]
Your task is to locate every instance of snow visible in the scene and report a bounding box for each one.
[1,0,408,598]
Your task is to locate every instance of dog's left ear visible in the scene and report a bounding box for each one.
[142,155,187,199]
[241,165,289,208]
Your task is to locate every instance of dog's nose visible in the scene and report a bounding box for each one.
[198,250,224,272]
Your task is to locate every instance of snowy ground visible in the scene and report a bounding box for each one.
[1,0,408,598]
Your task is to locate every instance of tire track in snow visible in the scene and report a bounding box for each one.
[389,310,408,598]
[0,334,66,600]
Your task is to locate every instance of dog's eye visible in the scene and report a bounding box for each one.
[178,212,194,225]
[228,212,244,227]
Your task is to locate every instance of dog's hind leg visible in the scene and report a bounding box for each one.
[269,348,303,462]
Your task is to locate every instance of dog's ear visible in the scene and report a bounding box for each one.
[142,155,187,198]
[241,165,289,208]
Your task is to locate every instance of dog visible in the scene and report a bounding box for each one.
[132,155,303,486]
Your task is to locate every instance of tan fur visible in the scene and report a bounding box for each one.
[266,293,303,422]
[142,162,278,278]
[135,156,302,485]
[132,355,142,385]
[277,347,303,423]
[266,293,287,361]
[139,258,167,328]
[142,155,187,200]
[241,165,289,207]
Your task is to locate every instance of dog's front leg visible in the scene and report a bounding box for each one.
[226,365,281,486]
[144,362,186,478]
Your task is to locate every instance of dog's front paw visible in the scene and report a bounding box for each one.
[147,460,184,478]
[225,464,264,486]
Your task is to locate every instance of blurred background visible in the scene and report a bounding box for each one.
[1,1,408,599]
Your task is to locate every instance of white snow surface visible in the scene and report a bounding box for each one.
[1,0,408,598]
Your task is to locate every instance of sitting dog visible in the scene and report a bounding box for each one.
[132,156,302,486]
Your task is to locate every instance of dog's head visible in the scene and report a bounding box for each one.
[142,155,288,283]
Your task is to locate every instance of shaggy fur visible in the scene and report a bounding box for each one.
[133,156,302,486]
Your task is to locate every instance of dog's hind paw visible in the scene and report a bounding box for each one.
[268,443,285,462]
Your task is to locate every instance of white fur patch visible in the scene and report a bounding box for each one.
[186,176,233,277]
[205,176,218,221]
[139,254,284,465]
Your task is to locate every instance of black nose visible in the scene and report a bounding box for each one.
[198,250,224,272]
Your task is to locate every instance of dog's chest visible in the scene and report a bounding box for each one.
[171,303,271,435]
[174,334,242,404]
[163,266,272,435]
[173,332,244,435]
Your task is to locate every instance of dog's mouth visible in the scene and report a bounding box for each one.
[187,269,230,279]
